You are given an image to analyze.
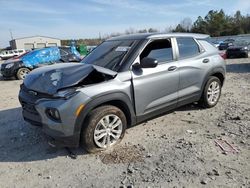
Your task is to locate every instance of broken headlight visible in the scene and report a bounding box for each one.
[54,88,79,99]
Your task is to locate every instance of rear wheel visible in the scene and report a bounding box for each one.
[81,105,127,153]
[199,76,222,108]
[16,68,30,80]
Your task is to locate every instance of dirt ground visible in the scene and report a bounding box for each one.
[0,58,249,188]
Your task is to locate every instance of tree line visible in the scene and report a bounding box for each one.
[174,10,250,37]
[62,9,250,46]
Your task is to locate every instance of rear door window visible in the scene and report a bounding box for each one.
[176,37,200,59]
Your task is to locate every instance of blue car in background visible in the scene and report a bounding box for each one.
[1,46,82,80]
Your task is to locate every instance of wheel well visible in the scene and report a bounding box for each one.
[211,72,225,86]
[16,67,31,73]
[96,100,133,127]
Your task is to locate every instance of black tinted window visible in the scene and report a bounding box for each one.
[141,39,173,63]
[177,38,200,58]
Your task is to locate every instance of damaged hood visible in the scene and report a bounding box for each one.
[24,63,117,95]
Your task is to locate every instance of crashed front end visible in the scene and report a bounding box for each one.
[18,63,116,147]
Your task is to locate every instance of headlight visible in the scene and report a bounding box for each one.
[53,88,79,99]
[241,46,248,50]
[5,63,14,69]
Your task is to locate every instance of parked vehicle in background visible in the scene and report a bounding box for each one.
[224,38,235,43]
[1,46,82,80]
[87,45,97,53]
[0,49,26,60]
[212,41,223,48]
[77,44,88,56]
[226,40,250,58]
[19,33,226,153]
[218,42,233,50]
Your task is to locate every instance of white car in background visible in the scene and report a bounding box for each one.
[0,49,26,60]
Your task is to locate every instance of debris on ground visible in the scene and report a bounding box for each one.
[0,58,249,187]
[215,139,240,154]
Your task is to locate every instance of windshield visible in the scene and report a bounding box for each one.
[81,40,135,71]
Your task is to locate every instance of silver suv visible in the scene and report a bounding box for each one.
[19,33,226,153]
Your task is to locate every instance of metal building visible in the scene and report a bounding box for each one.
[9,36,61,50]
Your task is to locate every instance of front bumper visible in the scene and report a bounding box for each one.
[19,87,91,148]
[1,64,16,77]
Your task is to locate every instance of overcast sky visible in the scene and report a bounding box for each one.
[0,0,250,48]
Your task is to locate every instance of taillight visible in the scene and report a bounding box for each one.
[219,52,226,60]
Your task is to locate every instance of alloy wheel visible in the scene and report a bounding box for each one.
[207,81,220,105]
[94,114,123,148]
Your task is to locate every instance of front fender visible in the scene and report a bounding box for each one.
[73,91,136,145]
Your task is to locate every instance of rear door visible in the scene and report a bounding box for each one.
[131,38,179,116]
[175,37,211,104]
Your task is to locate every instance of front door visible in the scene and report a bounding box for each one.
[131,38,179,116]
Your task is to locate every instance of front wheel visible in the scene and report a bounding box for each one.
[199,76,222,108]
[16,68,30,80]
[81,105,127,153]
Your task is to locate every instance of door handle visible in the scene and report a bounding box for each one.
[203,58,209,63]
[168,66,177,71]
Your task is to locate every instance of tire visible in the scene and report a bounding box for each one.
[199,76,222,108]
[80,105,127,153]
[16,68,30,80]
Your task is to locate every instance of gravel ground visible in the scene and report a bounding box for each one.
[0,58,249,188]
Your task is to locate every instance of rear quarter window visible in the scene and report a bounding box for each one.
[176,37,200,59]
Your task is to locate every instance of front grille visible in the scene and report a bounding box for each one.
[21,101,39,115]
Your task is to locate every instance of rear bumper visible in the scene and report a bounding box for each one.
[226,50,248,57]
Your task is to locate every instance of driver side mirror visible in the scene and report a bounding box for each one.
[133,57,158,69]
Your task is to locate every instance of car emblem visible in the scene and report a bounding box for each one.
[28,90,37,96]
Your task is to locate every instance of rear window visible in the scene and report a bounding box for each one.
[176,37,200,59]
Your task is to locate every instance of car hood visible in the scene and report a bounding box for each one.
[2,58,21,64]
[23,63,117,95]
